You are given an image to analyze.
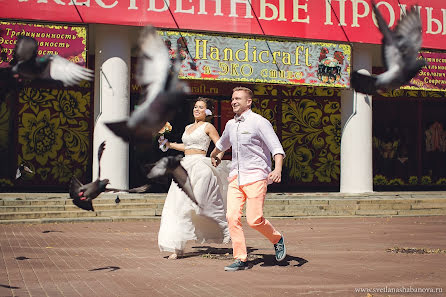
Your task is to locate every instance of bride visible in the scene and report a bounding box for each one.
[158,97,230,259]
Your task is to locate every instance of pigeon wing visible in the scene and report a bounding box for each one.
[104,120,133,142]
[127,26,171,129]
[146,158,168,179]
[15,168,21,179]
[105,184,151,193]
[69,176,83,199]
[171,165,199,207]
[105,119,158,142]
[45,55,94,86]
[351,71,378,95]
[97,140,106,178]
[372,1,396,71]
[394,7,422,59]
[69,176,94,211]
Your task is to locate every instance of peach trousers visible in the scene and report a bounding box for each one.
[226,176,282,261]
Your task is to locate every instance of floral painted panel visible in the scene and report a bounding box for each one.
[281,98,341,185]
[15,82,92,189]
[252,84,341,186]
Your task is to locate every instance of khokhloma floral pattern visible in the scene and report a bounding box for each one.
[252,85,341,186]
[16,83,92,188]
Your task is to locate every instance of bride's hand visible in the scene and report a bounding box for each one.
[211,156,221,167]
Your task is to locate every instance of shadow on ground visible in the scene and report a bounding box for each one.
[178,246,308,268]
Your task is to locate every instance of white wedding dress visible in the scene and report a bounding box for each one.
[158,122,231,253]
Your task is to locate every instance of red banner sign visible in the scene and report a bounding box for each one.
[0,0,445,50]
[0,21,88,67]
[406,51,446,91]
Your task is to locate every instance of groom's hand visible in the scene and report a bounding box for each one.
[268,169,282,183]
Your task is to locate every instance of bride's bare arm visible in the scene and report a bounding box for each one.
[167,141,185,151]
[206,124,225,159]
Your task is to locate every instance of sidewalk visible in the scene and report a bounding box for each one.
[1,216,445,297]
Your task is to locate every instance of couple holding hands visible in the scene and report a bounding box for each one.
[158,86,286,271]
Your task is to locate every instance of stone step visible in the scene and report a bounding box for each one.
[0,197,166,206]
[0,216,160,224]
[0,209,158,220]
[0,203,163,212]
[1,192,446,224]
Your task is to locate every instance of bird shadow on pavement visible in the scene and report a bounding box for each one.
[0,284,20,289]
[88,266,121,272]
[249,254,308,268]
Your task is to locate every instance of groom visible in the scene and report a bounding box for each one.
[210,86,286,271]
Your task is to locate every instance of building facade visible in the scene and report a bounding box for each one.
[0,0,445,192]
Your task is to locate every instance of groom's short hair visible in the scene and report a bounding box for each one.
[233,86,253,99]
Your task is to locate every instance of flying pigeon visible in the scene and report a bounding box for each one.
[69,141,150,211]
[9,35,94,87]
[351,2,426,95]
[105,25,189,142]
[15,163,33,179]
[146,155,199,207]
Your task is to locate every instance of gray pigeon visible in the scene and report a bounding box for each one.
[105,26,189,142]
[10,35,94,87]
[146,155,199,207]
[69,141,150,211]
[351,2,427,95]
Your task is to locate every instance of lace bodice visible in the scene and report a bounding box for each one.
[182,122,211,151]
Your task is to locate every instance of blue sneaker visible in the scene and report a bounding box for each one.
[274,235,286,262]
[224,259,249,271]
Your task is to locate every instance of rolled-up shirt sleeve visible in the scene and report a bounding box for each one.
[259,118,285,158]
[215,123,232,152]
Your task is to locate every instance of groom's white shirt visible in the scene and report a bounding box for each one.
[216,109,285,186]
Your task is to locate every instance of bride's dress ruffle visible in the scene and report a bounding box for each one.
[158,154,231,252]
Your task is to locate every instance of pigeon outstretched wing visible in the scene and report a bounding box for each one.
[351,2,426,95]
[45,55,94,87]
[146,156,199,207]
[105,25,189,142]
[9,36,93,86]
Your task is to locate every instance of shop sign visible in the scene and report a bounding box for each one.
[1,0,445,50]
[161,30,351,88]
[0,21,88,68]
[405,51,446,91]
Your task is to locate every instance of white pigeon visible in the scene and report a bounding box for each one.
[105,25,189,142]
[10,35,94,87]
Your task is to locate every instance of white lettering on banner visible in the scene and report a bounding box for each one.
[128,0,137,9]
[443,9,446,34]
[351,0,370,27]
[229,0,252,18]
[69,0,89,6]
[197,0,206,14]
[175,0,194,14]
[209,0,223,16]
[259,0,286,21]
[148,0,169,12]
[325,0,347,26]
[292,0,310,23]
[426,7,442,34]
[95,0,117,8]
[371,1,395,27]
